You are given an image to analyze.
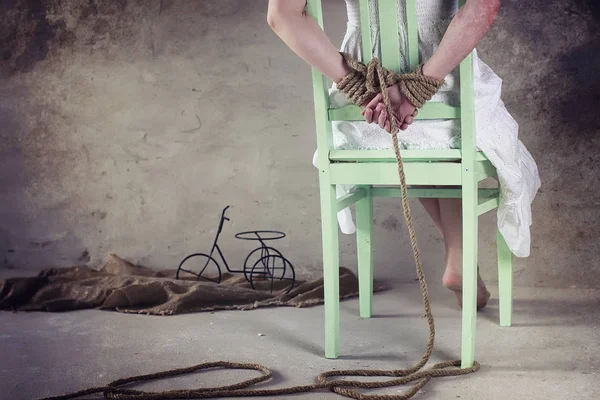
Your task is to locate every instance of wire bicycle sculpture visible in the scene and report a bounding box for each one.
[176,206,295,294]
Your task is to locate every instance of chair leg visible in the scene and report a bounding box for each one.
[319,182,340,359]
[461,187,478,368]
[355,186,373,318]
[497,229,513,327]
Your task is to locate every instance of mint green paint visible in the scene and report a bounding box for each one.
[306,0,511,364]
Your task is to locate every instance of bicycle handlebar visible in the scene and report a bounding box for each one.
[218,205,231,234]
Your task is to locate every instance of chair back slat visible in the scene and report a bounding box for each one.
[405,0,420,70]
[358,0,373,63]
[306,0,476,159]
[377,1,401,71]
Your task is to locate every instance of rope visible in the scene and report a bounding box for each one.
[38,55,478,400]
[337,52,444,134]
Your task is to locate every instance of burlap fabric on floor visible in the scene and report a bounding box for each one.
[0,254,385,315]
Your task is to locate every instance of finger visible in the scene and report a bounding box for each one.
[412,109,418,117]
[400,122,409,131]
[364,108,373,123]
[365,93,383,109]
[378,109,387,129]
[404,115,414,125]
[384,120,391,133]
[371,104,383,124]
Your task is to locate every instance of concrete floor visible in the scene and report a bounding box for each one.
[1,269,598,400]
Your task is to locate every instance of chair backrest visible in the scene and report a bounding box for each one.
[306,0,476,167]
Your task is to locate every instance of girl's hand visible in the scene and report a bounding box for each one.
[361,85,418,133]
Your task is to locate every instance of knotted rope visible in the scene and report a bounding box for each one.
[38,54,480,400]
[337,52,444,133]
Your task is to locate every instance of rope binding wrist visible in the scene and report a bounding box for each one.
[336,52,445,134]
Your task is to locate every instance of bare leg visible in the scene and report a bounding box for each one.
[418,198,444,237]
[438,198,490,309]
[419,197,490,308]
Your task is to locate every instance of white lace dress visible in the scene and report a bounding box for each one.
[315,0,541,257]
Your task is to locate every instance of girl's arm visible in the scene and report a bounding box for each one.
[365,0,501,131]
[267,0,412,129]
[268,0,500,83]
[267,0,501,132]
[267,0,352,84]
[422,0,500,79]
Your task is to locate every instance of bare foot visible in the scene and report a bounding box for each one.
[442,264,490,310]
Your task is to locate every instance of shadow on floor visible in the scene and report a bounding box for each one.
[479,296,600,327]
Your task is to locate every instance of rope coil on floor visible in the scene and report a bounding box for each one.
[39,55,479,400]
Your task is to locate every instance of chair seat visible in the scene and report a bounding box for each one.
[329,149,489,162]
[328,155,495,186]
[337,187,500,216]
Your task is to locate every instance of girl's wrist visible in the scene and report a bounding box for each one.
[333,54,353,84]
[422,62,447,81]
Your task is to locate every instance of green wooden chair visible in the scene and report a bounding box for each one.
[306,0,513,368]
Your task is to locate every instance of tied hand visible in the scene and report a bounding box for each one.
[336,53,444,134]
[361,85,418,133]
[337,53,443,134]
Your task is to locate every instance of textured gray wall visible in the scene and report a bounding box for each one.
[1,0,598,288]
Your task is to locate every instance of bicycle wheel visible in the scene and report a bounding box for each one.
[248,254,295,294]
[242,246,283,282]
[176,253,222,283]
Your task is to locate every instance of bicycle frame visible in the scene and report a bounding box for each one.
[206,206,244,274]
[176,205,296,293]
